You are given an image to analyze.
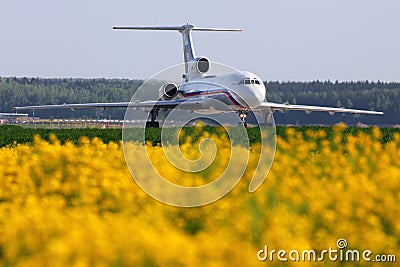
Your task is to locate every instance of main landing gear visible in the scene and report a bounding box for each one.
[145,109,250,128]
[238,110,248,128]
[146,109,160,128]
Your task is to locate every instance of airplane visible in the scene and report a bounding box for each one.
[14,23,383,127]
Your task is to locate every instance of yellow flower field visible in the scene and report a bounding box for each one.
[0,127,399,266]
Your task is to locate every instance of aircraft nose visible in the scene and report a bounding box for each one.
[251,84,265,107]
[241,85,265,108]
[256,84,266,102]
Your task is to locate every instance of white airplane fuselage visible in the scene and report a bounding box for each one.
[171,71,266,114]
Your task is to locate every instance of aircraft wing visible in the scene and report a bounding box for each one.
[13,98,204,111]
[14,99,384,115]
[257,101,384,115]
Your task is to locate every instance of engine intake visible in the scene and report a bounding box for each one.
[195,57,210,73]
[159,83,179,100]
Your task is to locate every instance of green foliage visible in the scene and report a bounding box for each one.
[266,80,399,125]
[0,77,142,119]
[1,125,398,148]
[0,125,121,147]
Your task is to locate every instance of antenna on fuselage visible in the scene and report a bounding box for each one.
[113,24,242,80]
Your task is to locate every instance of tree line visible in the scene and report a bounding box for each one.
[266,80,399,125]
[0,77,398,125]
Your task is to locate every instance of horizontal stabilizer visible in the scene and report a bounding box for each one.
[113,25,242,32]
[113,24,242,79]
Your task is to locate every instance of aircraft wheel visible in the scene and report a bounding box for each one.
[146,121,159,128]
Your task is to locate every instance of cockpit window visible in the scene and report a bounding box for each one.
[240,78,261,85]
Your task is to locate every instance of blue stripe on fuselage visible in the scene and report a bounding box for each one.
[179,88,246,109]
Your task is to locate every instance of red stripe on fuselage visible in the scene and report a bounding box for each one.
[180,89,246,109]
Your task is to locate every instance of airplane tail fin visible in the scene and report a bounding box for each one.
[113,24,242,79]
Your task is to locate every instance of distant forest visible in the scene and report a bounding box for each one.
[0,77,398,125]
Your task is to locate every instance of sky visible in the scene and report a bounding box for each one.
[1,0,399,81]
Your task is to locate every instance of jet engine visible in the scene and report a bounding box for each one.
[159,83,179,100]
[194,57,210,73]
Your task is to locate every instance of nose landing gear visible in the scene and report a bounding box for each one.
[238,110,248,128]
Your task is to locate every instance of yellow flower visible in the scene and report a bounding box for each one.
[0,130,398,266]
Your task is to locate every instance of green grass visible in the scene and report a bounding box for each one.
[0,125,398,147]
